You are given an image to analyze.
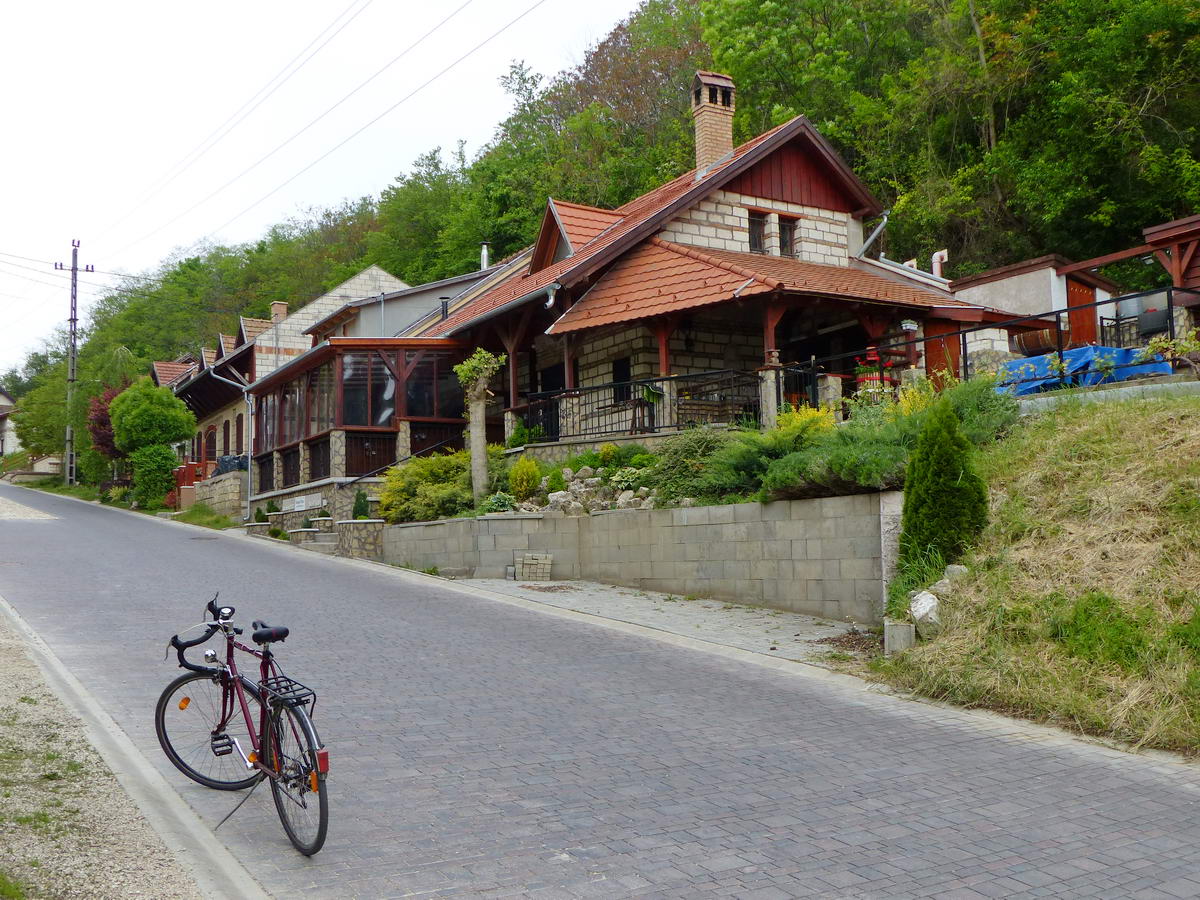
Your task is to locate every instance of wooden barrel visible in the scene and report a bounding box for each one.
[1014,327,1068,356]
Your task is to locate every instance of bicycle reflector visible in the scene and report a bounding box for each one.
[178,697,191,711]
[315,748,329,774]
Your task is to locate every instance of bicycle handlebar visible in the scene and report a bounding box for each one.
[169,623,221,674]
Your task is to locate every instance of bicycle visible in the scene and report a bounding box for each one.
[156,596,329,855]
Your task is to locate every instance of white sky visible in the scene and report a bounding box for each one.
[0,0,640,372]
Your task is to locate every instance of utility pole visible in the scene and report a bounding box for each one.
[55,240,93,485]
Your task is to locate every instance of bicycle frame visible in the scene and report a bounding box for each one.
[216,629,279,775]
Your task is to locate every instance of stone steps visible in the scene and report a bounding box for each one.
[299,541,337,555]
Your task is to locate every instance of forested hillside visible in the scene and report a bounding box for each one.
[5,0,1198,472]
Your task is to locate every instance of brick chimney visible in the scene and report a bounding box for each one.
[692,71,735,172]
[270,301,288,323]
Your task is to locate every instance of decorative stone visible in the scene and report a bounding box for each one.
[563,501,587,517]
[582,477,602,489]
[575,466,594,480]
[635,487,650,498]
[562,467,574,481]
[679,498,696,507]
[547,491,571,509]
[617,489,636,504]
[640,498,656,510]
[539,476,549,492]
[909,591,942,638]
[944,564,969,580]
[928,578,953,596]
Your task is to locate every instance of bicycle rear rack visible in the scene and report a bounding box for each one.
[259,675,316,708]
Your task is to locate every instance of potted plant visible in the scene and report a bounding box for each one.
[854,349,899,396]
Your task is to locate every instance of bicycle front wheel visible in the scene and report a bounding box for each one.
[155,672,263,791]
[263,704,328,855]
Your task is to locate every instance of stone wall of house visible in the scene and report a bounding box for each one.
[193,470,247,519]
[248,477,384,523]
[658,189,854,267]
[510,431,677,463]
[381,492,900,623]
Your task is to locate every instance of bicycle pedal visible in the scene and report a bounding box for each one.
[210,734,234,757]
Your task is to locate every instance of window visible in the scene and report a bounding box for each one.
[748,212,766,253]
[205,428,216,462]
[222,421,230,456]
[235,414,244,454]
[342,352,396,427]
[256,394,276,453]
[307,363,334,436]
[342,352,369,426]
[612,356,632,403]
[779,217,797,258]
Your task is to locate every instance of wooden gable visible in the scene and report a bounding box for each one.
[726,138,856,213]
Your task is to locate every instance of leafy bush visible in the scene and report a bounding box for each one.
[352,489,370,519]
[764,376,1016,501]
[480,492,516,513]
[899,399,987,563]
[268,527,286,539]
[628,453,657,468]
[266,500,281,513]
[562,449,603,472]
[109,380,195,454]
[546,469,566,493]
[1049,591,1152,672]
[506,421,545,448]
[379,448,506,522]
[778,405,835,432]
[598,443,620,467]
[508,456,540,501]
[129,444,178,508]
[254,506,267,523]
[609,467,643,491]
[106,485,130,505]
[649,429,733,500]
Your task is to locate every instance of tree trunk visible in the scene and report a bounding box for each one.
[468,387,488,504]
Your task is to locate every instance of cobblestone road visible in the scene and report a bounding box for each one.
[3,483,1200,898]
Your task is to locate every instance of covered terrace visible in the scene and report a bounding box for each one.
[246,337,472,504]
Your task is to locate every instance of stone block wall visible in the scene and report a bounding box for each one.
[193,470,247,519]
[380,492,899,623]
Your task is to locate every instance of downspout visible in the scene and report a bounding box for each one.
[856,210,890,259]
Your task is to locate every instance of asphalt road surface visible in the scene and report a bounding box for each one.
[3,482,1200,899]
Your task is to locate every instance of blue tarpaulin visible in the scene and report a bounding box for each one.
[996,346,1171,396]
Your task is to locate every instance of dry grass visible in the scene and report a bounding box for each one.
[874,394,1200,754]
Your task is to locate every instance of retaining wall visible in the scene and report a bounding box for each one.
[193,470,247,520]
[382,492,900,623]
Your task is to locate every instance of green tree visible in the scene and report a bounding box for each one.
[129,444,179,508]
[109,381,195,454]
[899,398,987,563]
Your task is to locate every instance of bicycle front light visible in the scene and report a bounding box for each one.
[203,649,219,664]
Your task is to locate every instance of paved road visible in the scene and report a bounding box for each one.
[3,483,1200,898]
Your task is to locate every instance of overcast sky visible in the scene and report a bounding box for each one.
[0,0,641,372]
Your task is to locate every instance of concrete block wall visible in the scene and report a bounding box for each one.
[658,190,852,267]
[380,492,899,623]
[193,470,247,519]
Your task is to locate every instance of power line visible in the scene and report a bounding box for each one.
[101,0,373,236]
[0,250,160,283]
[107,0,480,258]
[209,0,549,235]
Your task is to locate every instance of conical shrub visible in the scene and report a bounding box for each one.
[900,398,987,564]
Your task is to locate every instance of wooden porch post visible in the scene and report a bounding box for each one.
[333,352,344,427]
[763,301,786,364]
[651,318,679,376]
[496,307,534,407]
[563,336,576,389]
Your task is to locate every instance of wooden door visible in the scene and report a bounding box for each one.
[923,320,962,385]
[1066,279,1098,346]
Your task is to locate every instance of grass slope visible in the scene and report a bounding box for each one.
[875,393,1200,753]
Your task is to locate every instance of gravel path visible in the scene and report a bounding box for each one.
[0,495,201,900]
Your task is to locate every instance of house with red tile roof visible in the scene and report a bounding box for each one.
[396,71,1033,445]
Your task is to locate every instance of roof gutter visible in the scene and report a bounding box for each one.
[443,283,561,336]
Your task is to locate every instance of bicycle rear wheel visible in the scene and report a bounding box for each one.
[263,704,328,855]
[155,672,262,791]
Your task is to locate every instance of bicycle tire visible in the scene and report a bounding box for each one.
[155,671,263,791]
[263,703,328,855]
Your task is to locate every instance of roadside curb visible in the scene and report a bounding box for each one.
[0,589,273,900]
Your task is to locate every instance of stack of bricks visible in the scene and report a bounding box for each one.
[515,553,553,581]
